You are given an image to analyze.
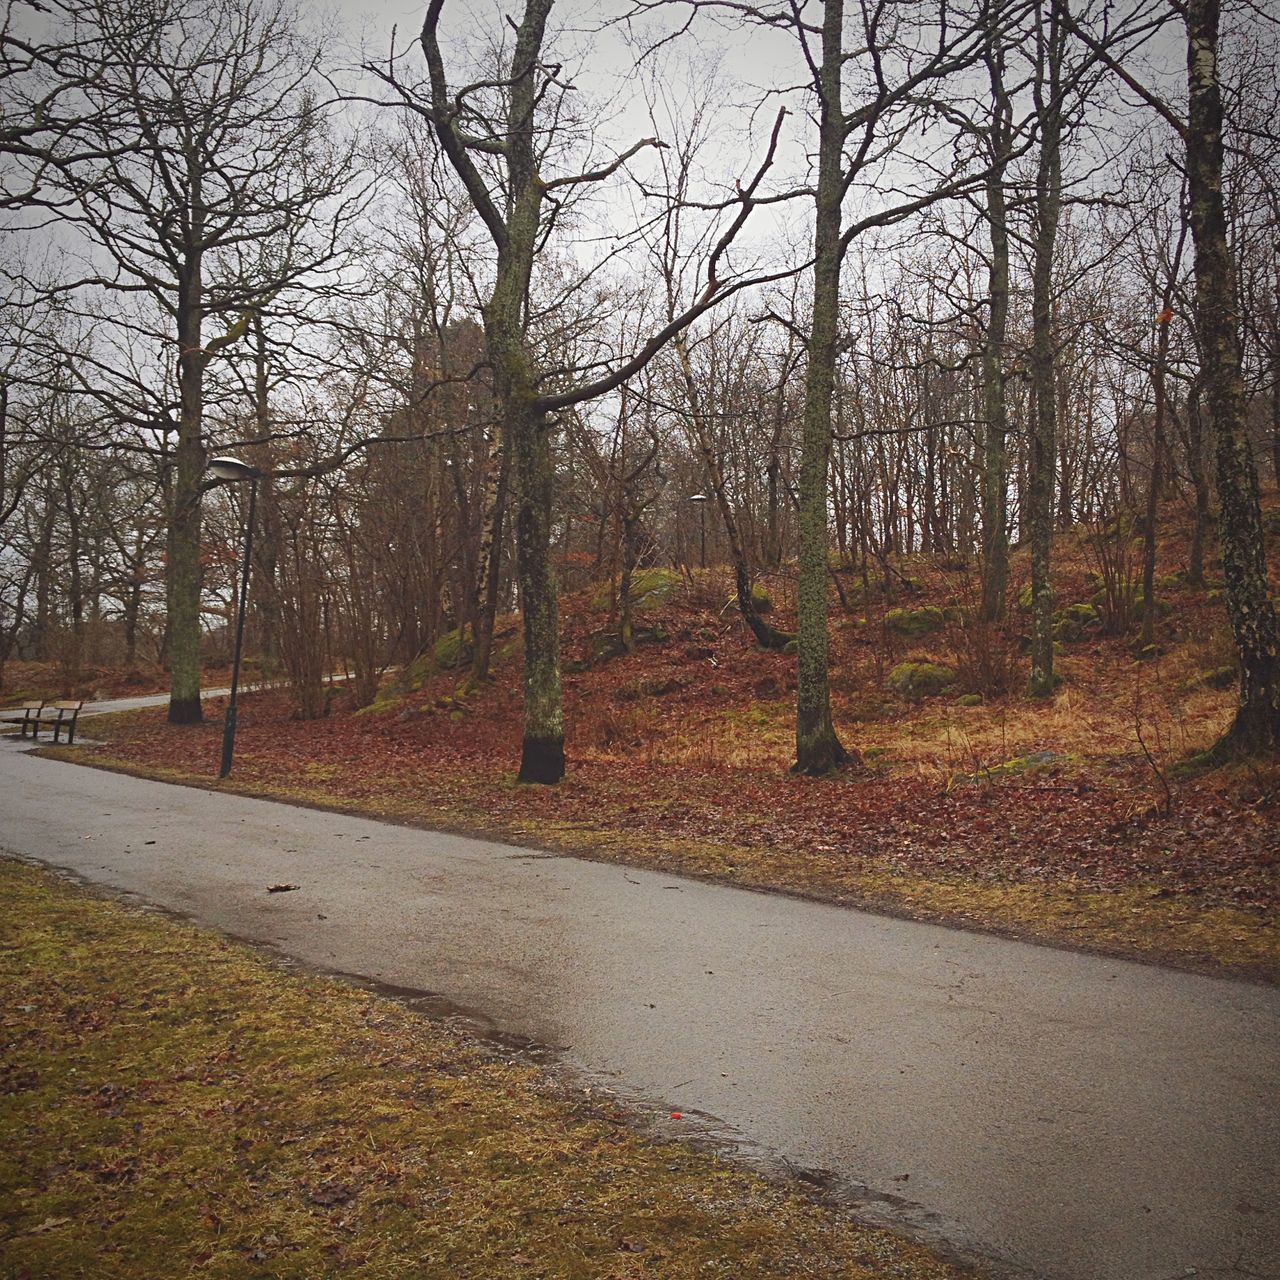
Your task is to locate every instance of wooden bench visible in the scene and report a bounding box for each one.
[0,699,84,743]
[0,700,45,739]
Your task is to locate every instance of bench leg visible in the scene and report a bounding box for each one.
[67,722,76,745]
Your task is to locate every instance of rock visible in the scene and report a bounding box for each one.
[887,660,956,699]
[884,606,945,638]
[952,749,1065,785]
[432,628,469,668]
[1052,602,1099,643]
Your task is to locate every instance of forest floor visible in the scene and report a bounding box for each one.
[0,857,967,1280]
[34,507,1280,982]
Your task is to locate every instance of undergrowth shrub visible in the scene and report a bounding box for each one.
[946,613,1018,697]
[1085,506,1143,635]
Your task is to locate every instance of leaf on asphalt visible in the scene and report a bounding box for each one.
[267,883,300,893]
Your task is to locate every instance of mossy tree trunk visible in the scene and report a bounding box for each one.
[423,0,563,781]
[979,33,1013,625]
[1141,265,1181,651]
[1185,385,1210,587]
[508,393,564,782]
[493,0,562,783]
[1185,0,1280,753]
[167,260,206,725]
[1026,0,1064,699]
[464,419,510,691]
[793,0,850,775]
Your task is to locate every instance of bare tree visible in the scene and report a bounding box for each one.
[368,0,788,781]
[20,0,362,722]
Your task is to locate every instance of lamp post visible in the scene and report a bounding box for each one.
[207,456,261,778]
[688,492,709,569]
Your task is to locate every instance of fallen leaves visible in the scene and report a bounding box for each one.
[53,561,1280,977]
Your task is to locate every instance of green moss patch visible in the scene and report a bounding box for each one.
[887,661,956,699]
[593,567,682,612]
[1052,603,1099,643]
[883,606,945,638]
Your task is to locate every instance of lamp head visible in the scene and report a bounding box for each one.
[207,456,260,482]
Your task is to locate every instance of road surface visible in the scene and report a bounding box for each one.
[1,738,1276,1280]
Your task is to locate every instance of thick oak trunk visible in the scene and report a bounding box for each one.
[167,286,205,725]
[1027,3,1063,699]
[980,39,1012,623]
[1186,0,1280,753]
[793,0,850,775]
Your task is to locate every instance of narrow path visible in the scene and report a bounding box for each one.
[75,686,234,716]
[1,743,1276,1280]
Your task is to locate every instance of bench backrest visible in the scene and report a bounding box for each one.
[52,700,83,711]
[20,700,43,711]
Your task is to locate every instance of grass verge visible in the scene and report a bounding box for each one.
[0,857,969,1280]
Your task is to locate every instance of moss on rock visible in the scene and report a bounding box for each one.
[594,567,681,612]
[1052,602,1099,643]
[433,628,469,668]
[884,605,945,638]
[887,660,956,699]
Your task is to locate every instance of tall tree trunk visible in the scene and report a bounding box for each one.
[32,496,54,661]
[478,0,563,783]
[250,318,281,666]
[167,266,205,724]
[1185,384,1210,585]
[509,392,563,782]
[464,418,510,690]
[980,34,1012,622]
[1140,304,1173,650]
[794,0,850,775]
[123,568,141,670]
[1186,0,1280,752]
[1027,0,1064,698]
[64,468,83,683]
[677,336,791,650]
[1271,264,1280,489]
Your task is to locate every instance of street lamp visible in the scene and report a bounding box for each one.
[688,492,709,569]
[207,455,261,779]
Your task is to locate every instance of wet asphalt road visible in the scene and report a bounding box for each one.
[1,741,1277,1280]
